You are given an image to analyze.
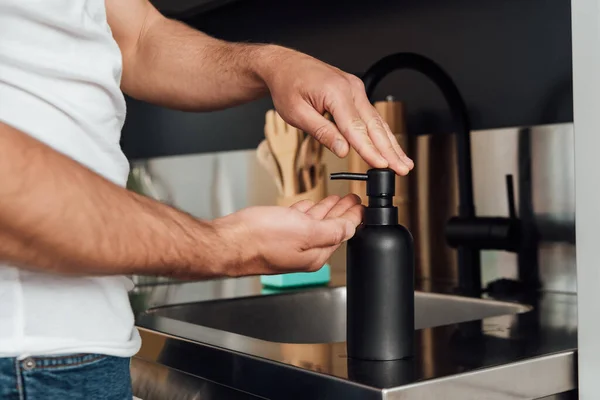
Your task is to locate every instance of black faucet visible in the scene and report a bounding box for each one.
[361,53,526,296]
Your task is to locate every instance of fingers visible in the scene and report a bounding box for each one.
[305,193,364,221]
[305,195,341,219]
[386,131,406,166]
[354,102,409,176]
[293,103,349,157]
[384,124,414,170]
[289,199,315,213]
[275,69,414,174]
[325,193,362,219]
[326,92,388,168]
[298,196,364,272]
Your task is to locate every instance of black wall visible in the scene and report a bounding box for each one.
[121,0,572,160]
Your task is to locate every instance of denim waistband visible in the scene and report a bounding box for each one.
[21,353,108,371]
[0,354,132,399]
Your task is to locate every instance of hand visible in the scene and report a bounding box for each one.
[213,194,363,276]
[258,47,414,176]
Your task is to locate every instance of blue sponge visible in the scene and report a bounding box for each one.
[260,264,331,289]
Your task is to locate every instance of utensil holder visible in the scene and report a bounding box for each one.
[275,165,327,207]
[261,165,331,289]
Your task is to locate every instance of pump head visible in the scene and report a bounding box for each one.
[330,168,398,225]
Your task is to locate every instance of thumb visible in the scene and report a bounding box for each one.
[307,218,357,248]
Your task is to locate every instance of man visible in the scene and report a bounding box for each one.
[0,0,413,398]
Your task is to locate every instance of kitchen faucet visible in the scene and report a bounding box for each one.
[362,52,528,295]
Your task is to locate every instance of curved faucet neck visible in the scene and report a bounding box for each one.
[362,52,475,218]
[362,52,480,295]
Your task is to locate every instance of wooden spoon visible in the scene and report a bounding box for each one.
[302,136,323,189]
[309,137,323,185]
[298,112,329,190]
[256,139,283,195]
[297,135,313,191]
[264,110,300,197]
[309,112,329,186]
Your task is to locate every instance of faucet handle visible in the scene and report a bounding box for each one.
[445,174,521,251]
[506,174,517,219]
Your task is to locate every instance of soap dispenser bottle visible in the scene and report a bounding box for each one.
[331,168,415,361]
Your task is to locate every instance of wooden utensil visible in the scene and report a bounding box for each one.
[299,112,328,190]
[306,136,323,187]
[264,110,300,196]
[277,165,327,207]
[298,136,323,191]
[297,135,312,191]
[256,139,284,195]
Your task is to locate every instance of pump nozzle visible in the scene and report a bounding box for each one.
[330,172,368,181]
[330,168,396,200]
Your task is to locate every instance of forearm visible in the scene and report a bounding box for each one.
[118,7,277,111]
[0,122,234,277]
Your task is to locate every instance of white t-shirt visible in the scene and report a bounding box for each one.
[0,0,141,357]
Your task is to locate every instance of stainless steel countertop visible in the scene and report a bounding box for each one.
[131,276,577,400]
[131,356,260,400]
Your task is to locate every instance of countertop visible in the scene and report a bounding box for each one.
[130,275,577,400]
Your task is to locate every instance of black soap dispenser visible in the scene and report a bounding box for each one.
[331,168,415,361]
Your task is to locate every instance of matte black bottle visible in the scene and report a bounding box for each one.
[331,168,415,361]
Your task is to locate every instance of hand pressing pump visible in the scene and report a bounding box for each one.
[331,168,415,361]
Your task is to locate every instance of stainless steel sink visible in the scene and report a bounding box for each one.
[147,286,530,343]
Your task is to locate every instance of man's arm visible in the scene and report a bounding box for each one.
[0,122,360,277]
[106,0,414,176]
[0,121,223,277]
[106,0,268,111]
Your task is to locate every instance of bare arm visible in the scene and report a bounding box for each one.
[0,122,360,277]
[0,122,226,277]
[106,0,414,175]
[106,0,269,111]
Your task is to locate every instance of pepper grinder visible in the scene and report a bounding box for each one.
[331,168,415,360]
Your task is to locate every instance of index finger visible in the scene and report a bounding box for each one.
[353,92,410,175]
[325,194,362,219]
[326,92,388,168]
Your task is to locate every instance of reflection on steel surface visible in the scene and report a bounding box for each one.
[147,286,529,343]
[134,279,577,399]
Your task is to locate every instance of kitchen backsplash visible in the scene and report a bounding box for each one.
[130,123,575,294]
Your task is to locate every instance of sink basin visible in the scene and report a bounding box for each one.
[147,287,530,344]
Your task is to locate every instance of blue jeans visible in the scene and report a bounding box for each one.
[0,354,132,399]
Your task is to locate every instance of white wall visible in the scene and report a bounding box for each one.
[572,0,600,397]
